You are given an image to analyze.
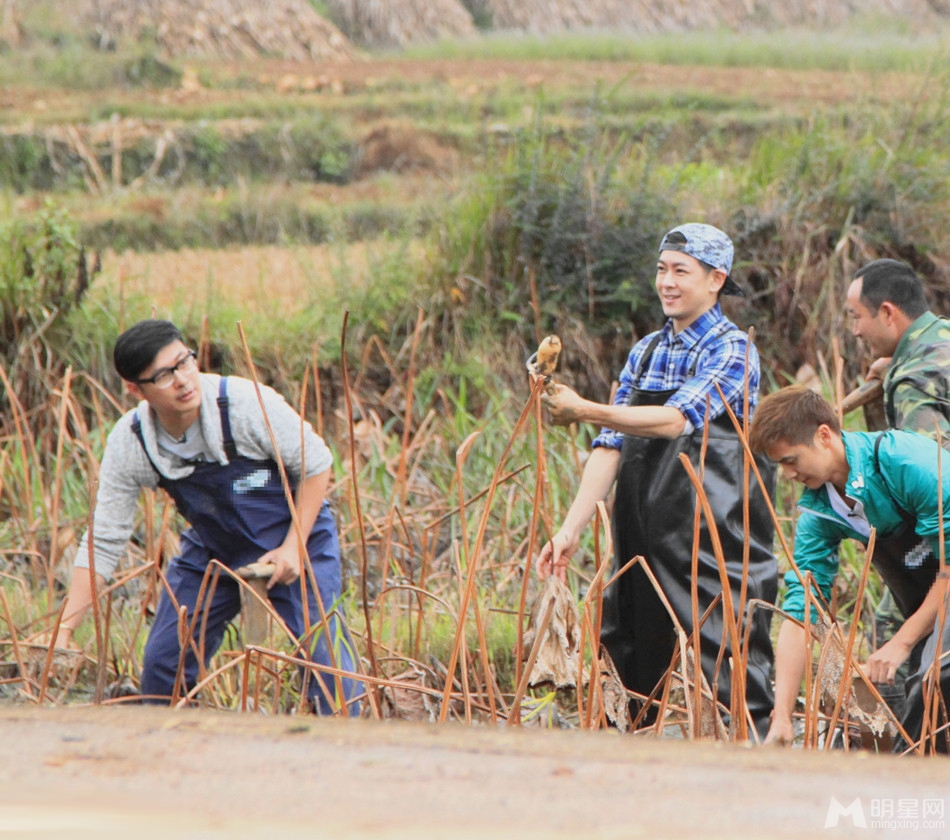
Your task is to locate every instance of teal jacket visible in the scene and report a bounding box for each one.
[783,429,950,621]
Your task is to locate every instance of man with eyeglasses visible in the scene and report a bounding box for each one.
[534,223,778,739]
[56,319,363,714]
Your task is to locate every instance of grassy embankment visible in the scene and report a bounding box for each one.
[2,18,950,744]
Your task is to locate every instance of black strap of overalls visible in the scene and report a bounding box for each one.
[131,411,165,481]
[130,377,237,473]
[628,328,705,403]
[216,376,238,461]
[631,332,666,386]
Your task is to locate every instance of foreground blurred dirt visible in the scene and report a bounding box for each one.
[1,705,948,839]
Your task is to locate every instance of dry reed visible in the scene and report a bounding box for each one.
[0,316,947,752]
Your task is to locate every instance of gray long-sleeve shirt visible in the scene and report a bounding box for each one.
[75,373,333,580]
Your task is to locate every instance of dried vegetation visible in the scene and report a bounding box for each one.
[2,287,942,750]
[13,0,950,56]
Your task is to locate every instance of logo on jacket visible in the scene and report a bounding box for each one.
[233,468,272,495]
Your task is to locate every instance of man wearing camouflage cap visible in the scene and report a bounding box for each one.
[534,222,778,740]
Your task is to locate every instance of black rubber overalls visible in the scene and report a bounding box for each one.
[599,332,778,739]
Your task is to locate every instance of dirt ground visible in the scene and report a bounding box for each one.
[1,704,948,839]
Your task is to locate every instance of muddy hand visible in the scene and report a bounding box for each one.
[540,383,587,426]
[764,717,795,747]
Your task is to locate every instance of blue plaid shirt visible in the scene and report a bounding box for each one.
[592,304,760,450]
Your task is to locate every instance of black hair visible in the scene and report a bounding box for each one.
[113,319,184,382]
[853,259,929,320]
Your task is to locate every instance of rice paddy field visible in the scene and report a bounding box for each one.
[3,6,950,830]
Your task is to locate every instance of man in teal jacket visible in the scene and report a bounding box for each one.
[749,386,950,752]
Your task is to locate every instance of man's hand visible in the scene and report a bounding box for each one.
[540,384,589,427]
[866,356,893,382]
[764,715,796,747]
[865,636,913,685]
[536,531,579,583]
[256,543,302,589]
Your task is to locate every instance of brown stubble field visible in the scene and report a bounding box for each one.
[81,55,923,312]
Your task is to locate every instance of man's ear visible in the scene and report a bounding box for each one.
[815,424,836,447]
[878,301,898,325]
[708,268,727,294]
[126,381,145,402]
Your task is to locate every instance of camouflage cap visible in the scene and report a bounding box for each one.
[658,223,744,296]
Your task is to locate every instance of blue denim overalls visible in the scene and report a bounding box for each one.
[133,377,362,714]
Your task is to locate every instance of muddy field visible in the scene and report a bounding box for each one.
[2,705,949,839]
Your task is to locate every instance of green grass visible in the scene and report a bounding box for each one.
[403,27,950,74]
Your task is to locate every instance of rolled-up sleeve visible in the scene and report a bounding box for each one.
[592,348,638,451]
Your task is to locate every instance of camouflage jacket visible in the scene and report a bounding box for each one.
[884,311,950,446]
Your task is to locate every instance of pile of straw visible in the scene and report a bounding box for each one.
[325,0,476,48]
[82,0,356,60]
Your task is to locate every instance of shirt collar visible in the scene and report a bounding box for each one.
[662,303,724,349]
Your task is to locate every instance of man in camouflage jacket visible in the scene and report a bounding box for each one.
[847,258,950,442]
[845,258,950,707]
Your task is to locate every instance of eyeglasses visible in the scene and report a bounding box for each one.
[136,351,198,389]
